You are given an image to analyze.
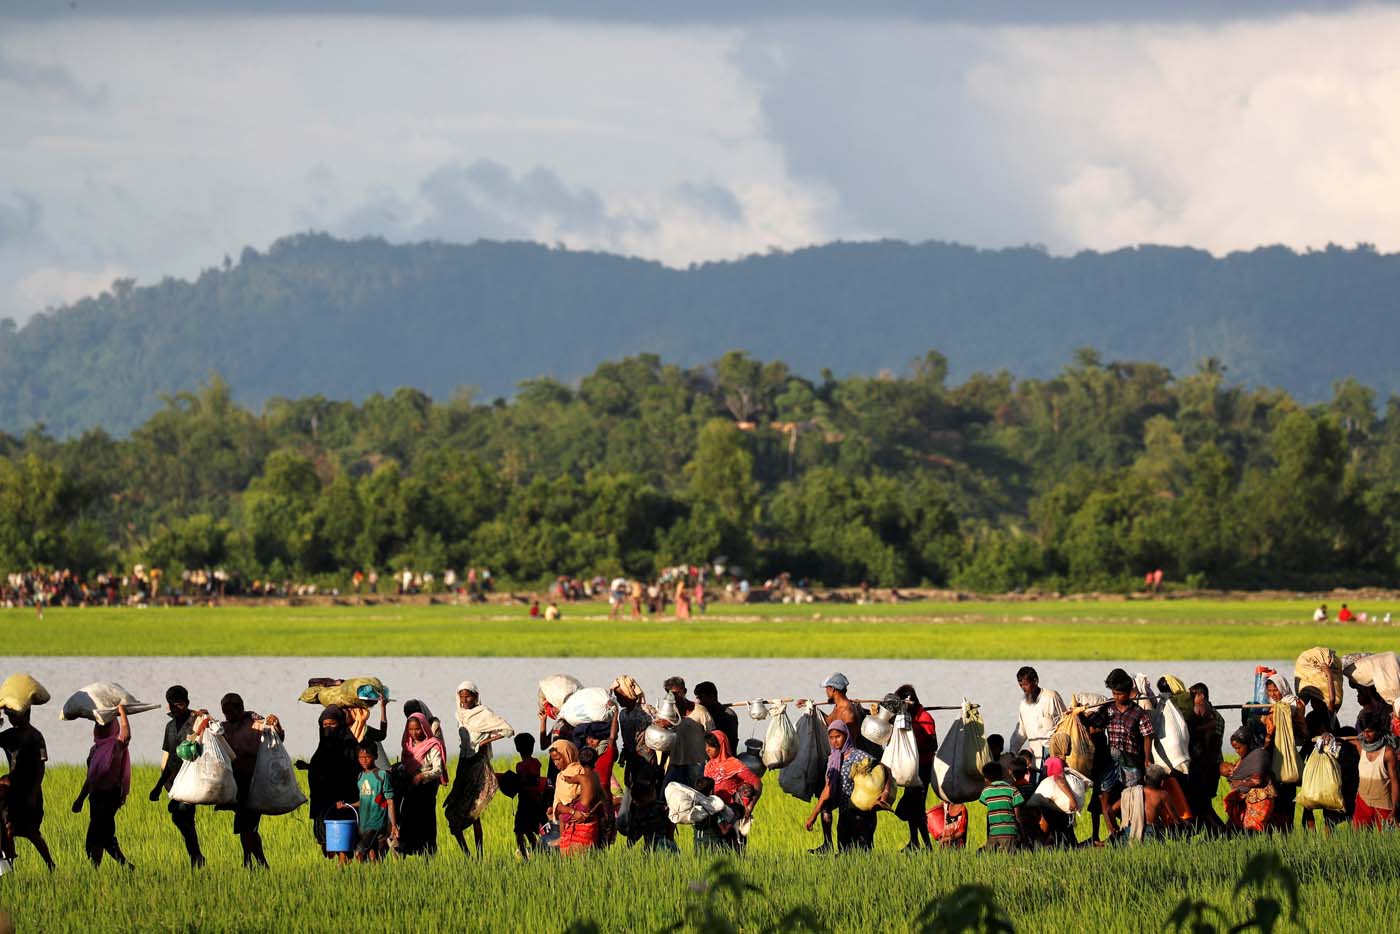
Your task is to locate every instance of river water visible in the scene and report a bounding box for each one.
[4,656,1332,765]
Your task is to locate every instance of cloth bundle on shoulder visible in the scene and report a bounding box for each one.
[0,673,50,715]
[60,682,160,725]
[932,700,989,804]
[170,719,237,806]
[1270,702,1301,785]
[761,701,797,769]
[247,728,307,815]
[298,677,388,709]
[1052,711,1094,777]
[1295,647,1343,710]
[1027,770,1089,814]
[779,705,830,802]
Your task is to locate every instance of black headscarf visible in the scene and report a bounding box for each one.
[308,704,359,811]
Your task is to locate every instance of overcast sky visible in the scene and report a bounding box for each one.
[2,2,1399,322]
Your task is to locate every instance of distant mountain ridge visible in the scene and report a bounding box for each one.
[2,233,1395,436]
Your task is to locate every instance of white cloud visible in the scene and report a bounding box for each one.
[15,263,128,313]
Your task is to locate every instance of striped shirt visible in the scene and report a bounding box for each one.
[978,781,1024,838]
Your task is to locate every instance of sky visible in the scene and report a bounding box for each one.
[2,2,1399,322]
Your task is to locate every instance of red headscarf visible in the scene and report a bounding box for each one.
[401,712,448,785]
[702,729,759,804]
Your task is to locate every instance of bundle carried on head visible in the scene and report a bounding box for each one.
[0,674,50,715]
[298,677,389,709]
[60,682,160,724]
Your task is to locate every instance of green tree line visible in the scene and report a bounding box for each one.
[3,349,1398,591]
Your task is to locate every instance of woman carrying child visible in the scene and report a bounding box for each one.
[700,730,761,850]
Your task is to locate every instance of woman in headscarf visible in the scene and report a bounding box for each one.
[397,709,448,856]
[803,719,887,852]
[296,704,362,856]
[549,740,602,855]
[1264,673,1306,831]
[700,730,761,850]
[1222,726,1275,832]
[72,703,132,867]
[444,681,513,857]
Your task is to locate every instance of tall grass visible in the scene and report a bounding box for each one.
[6,602,1396,658]
[3,765,1398,932]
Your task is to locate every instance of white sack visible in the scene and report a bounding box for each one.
[538,674,583,710]
[60,681,160,725]
[881,726,921,787]
[170,723,237,806]
[1151,699,1191,773]
[1028,770,1089,814]
[761,702,797,769]
[247,728,307,815]
[664,782,727,825]
[560,687,615,726]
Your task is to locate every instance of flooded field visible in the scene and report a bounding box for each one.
[4,655,1321,764]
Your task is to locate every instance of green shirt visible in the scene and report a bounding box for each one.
[978,781,1023,838]
[356,768,394,832]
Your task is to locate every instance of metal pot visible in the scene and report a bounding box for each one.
[861,713,894,747]
[739,739,767,778]
[645,723,676,752]
[655,695,681,724]
[747,700,769,720]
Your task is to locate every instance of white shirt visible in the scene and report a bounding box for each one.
[1010,688,1066,763]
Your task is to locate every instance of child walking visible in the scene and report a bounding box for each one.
[337,741,397,863]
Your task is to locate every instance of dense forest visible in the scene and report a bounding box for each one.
[1,349,1396,592]
[2,234,1398,437]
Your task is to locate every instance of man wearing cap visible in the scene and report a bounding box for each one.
[806,673,868,852]
[149,684,204,868]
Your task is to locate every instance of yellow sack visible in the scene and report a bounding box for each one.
[0,674,50,714]
[297,677,389,709]
[1270,702,1300,784]
[1160,674,1194,719]
[849,758,889,812]
[1295,647,1342,710]
[1052,711,1095,777]
[1297,747,1344,811]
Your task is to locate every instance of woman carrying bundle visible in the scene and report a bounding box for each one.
[72,703,132,867]
[699,730,761,850]
[397,707,448,856]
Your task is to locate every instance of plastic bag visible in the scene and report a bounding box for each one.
[538,674,583,711]
[849,758,889,811]
[1297,745,1344,811]
[933,700,989,804]
[170,721,237,806]
[664,783,726,825]
[247,727,307,815]
[0,673,50,714]
[1271,702,1300,784]
[779,704,830,801]
[1027,770,1088,813]
[761,702,797,769]
[881,726,920,787]
[559,687,615,726]
[1052,711,1094,777]
[1151,699,1191,774]
[60,682,160,725]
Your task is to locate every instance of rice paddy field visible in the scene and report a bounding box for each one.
[1,764,1397,933]
[5,598,1399,659]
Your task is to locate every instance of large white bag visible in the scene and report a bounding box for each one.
[560,687,615,726]
[1348,652,1400,704]
[60,681,160,725]
[247,728,307,815]
[664,782,728,825]
[1028,770,1089,813]
[539,674,583,711]
[761,702,797,768]
[1151,699,1191,773]
[881,725,920,787]
[932,700,989,804]
[170,722,237,806]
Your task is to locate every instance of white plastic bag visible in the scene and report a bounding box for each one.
[664,782,726,825]
[560,687,615,726]
[247,727,307,815]
[881,726,920,787]
[60,681,160,725]
[170,721,237,806]
[761,702,797,768]
[539,674,583,711]
[1150,699,1191,773]
[1027,770,1089,813]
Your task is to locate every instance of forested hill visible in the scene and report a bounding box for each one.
[2,233,1396,436]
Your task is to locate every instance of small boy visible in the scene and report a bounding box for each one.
[337,741,397,863]
[511,733,548,858]
[621,781,677,852]
[978,761,1024,854]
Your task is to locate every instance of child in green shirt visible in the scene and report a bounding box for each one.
[337,741,397,863]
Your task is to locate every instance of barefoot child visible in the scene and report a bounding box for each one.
[337,741,397,863]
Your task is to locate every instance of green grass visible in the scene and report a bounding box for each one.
[4,600,1399,659]
[3,764,1398,932]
